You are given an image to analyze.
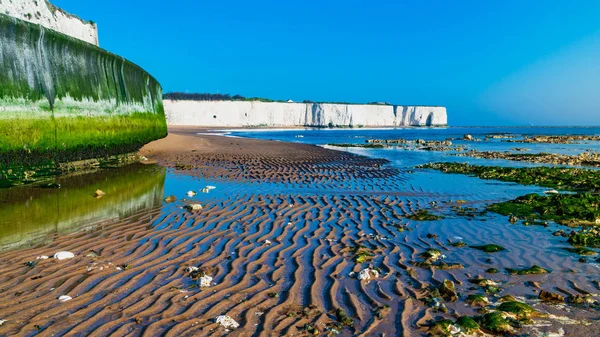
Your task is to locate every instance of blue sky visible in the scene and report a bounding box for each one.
[54,0,600,126]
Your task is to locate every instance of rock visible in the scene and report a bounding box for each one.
[206,186,216,190]
[36,255,49,260]
[58,295,72,302]
[164,195,177,203]
[539,290,564,303]
[358,268,379,281]
[185,266,199,273]
[184,203,203,212]
[198,275,213,288]
[187,190,197,197]
[201,187,210,193]
[216,315,239,329]
[463,134,474,141]
[93,189,105,198]
[264,240,272,245]
[438,279,458,302]
[0,320,5,326]
[54,251,75,260]
[508,214,518,224]
[544,189,559,194]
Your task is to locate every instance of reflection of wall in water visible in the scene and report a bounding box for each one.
[0,164,165,251]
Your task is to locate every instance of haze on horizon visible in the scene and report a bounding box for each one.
[54,0,600,126]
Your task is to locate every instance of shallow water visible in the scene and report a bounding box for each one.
[0,127,599,336]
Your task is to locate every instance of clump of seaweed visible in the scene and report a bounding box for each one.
[420,162,600,192]
[506,265,549,275]
[470,244,506,253]
[488,193,600,226]
[406,209,444,221]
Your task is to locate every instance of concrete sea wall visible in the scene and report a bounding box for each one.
[0,13,167,174]
[0,0,98,45]
[164,100,447,127]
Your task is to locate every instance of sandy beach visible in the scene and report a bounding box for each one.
[0,128,598,336]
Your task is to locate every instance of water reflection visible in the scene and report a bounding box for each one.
[0,164,165,251]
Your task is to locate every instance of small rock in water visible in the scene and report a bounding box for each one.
[544,189,559,194]
[201,187,210,193]
[463,134,474,141]
[206,186,216,190]
[216,315,239,329]
[164,195,177,203]
[264,240,272,246]
[0,320,5,326]
[184,203,203,212]
[58,295,72,302]
[54,251,75,260]
[358,268,379,281]
[187,190,197,197]
[93,189,105,198]
[36,255,49,260]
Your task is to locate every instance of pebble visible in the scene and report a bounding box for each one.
[58,295,72,302]
[216,315,239,329]
[54,251,75,260]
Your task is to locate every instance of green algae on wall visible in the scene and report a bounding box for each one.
[0,13,167,175]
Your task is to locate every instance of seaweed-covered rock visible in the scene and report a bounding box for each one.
[466,294,489,307]
[475,312,512,334]
[497,301,537,319]
[406,210,444,221]
[455,316,480,334]
[506,265,549,275]
[470,244,506,253]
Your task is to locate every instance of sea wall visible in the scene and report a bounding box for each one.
[0,13,167,173]
[0,0,99,45]
[164,100,447,127]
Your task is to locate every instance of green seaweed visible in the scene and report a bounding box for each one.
[496,301,537,319]
[488,193,600,226]
[568,233,600,248]
[475,312,511,334]
[406,209,444,221]
[506,265,549,275]
[470,244,506,253]
[421,162,600,192]
[466,294,489,307]
[455,316,480,333]
[334,308,354,327]
[563,247,597,256]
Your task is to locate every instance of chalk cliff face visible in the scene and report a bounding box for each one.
[0,0,98,45]
[164,100,447,127]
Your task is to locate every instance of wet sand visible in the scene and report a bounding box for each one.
[0,128,598,336]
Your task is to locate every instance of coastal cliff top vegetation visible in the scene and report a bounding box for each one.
[163,92,441,107]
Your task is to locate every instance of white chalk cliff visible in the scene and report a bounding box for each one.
[164,100,447,127]
[0,0,98,45]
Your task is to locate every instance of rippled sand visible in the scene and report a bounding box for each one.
[0,129,597,336]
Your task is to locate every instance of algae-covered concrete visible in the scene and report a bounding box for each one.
[0,13,167,176]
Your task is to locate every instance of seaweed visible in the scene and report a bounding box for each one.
[506,265,549,275]
[421,162,600,192]
[496,301,537,319]
[406,209,444,221]
[474,312,511,334]
[470,244,506,253]
[455,316,479,333]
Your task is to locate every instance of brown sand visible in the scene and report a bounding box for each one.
[0,128,597,336]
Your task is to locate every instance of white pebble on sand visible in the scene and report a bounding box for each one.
[216,315,239,329]
[54,251,75,260]
[58,295,72,302]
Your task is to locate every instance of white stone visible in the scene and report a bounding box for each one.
[54,251,75,260]
[36,255,49,260]
[164,100,447,127]
[58,295,72,302]
[199,275,213,288]
[544,189,559,194]
[0,0,99,45]
[264,240,272,245]
[358,268,379,281]
[0,320,5,326]
[187,191,197,197]
[216,315,239,329]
